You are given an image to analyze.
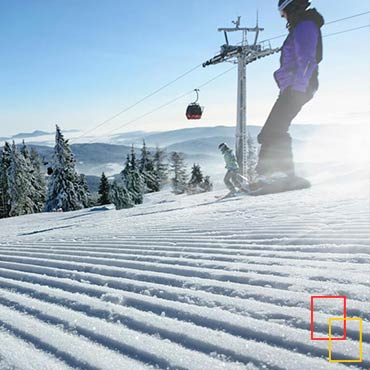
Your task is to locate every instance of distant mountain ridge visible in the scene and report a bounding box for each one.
[3,124,367,178]
[2,129,80,141]
[12,130,51,139]
[113,125,258,147]
[20,143,134,177]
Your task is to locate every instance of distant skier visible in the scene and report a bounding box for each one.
[219,143,245,194]
[256,0,324,184]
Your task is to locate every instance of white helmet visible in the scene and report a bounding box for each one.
[278,0,310,11]
[278,0,294,11]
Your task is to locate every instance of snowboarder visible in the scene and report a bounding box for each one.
[255,0,324,184]
[219,143,245,195]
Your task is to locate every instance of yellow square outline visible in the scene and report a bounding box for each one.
[328,317,363,363]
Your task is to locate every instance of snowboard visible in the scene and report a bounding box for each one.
[217,176,311,199]
[248,175,311,196]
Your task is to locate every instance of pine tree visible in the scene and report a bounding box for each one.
[7,142,34,217]
[200,176,213,192]
[78,174,91,208]
[187,164,204,194]
[98,172,111,206]
[111,152,135,209]
[110,180,134,210]
[122,153,131,177]
[187,164,213,194]
[246,132,258,184]
[189,164,203,185]
[20,140,29,159]
[121,147,145,205]
[98,172,110,205]
[23,144,46,213]
[153,146,168,190]
[170,152,188,194]
[139,140,158,193]
[139,141,150,172]
[0,142,11,218]
[131,169,145,204]
[130,145,137,171]
[45,125,85,212]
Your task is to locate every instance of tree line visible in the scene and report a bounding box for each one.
[0,125,213,218]
[102,142,213,209]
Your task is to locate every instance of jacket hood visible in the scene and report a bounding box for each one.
[302,8,325,28]
[288,8,325,30]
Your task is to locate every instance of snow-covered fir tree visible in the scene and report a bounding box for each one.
[110,180,134,210]
[139,140,159,193]
[23,143,47,213]
[45,125,86,212]
[246,132,258,184]
[29,147,47,202]
[7,142,35,217]
[187,163,213,194]
[153,146,168,190]
[20,140,29,158]
[187,163,204,194]
[170,152,188,195]
[98,172,110,205]
[200,175,213,192]
[0,142,11,218]
[78,174,91,208]
[122,153,130,174]
[121,146,145,205]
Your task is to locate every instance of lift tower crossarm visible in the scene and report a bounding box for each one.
[218,27,263,32]
[202,46,242,67]
[203,46,280,68]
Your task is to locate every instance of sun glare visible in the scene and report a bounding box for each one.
[297,124,370,165]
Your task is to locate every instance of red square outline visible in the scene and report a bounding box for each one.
[310,296,347,341]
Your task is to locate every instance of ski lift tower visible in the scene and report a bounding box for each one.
[203,16,280,177]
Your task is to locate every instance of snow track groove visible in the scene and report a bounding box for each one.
[1,258,369,326]
[0,305,153,370]
[0,254,368,307]
[1,248,368,285]
[0,295,247,370]
[0,327,74,370]
[0,289,354,370]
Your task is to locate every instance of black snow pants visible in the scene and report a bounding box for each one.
[256,88,313,176]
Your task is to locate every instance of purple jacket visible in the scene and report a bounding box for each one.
[274,9,324,93]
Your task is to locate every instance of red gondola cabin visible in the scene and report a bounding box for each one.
[186,89,204,120]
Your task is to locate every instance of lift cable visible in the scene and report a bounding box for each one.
[325,11,370,26]
[70,63,202,143]
[86,65,237,143]
[71,11,370,142]
[258,10,370,43]
[91,23,369,141]
[323,24,369,38]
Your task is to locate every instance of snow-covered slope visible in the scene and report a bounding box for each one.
[0,172,369,369]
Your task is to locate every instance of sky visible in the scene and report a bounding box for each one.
[0,0,369,138]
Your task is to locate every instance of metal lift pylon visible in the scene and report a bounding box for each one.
[203,15,280,178]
